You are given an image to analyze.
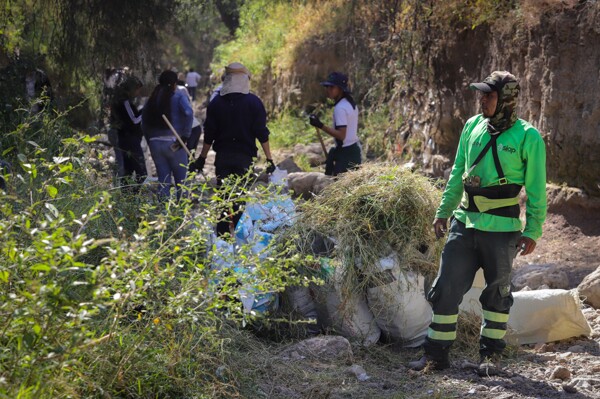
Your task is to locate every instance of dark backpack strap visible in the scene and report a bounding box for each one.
[470,135,495,170]
[490,137,507,184]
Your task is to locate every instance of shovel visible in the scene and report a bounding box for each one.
[162,114,208,181]
[162,114,193,158]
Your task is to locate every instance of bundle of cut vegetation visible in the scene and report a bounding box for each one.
[291,163,443,289]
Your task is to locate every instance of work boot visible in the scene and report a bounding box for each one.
[477,355,501,377]
[408,354,450,371]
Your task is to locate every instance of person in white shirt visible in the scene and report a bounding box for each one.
[309,72,361,176]
[185,68,202,101]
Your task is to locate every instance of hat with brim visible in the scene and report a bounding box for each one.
[220,63,250,96]
[469,82,496,92]
[320,72,351,93]
[470,71,517,93]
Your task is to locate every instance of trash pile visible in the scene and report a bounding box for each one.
[285,164,443,347]
[207,163,592,347]
[208,168,296,315]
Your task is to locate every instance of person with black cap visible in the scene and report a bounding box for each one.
[408,71,547,376]
[309,72,361,176]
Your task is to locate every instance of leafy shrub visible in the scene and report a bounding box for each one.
[0,110,311,398]
[267,110,317,149]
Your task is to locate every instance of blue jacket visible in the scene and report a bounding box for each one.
[142,89,193,140]
[204,93,269,157]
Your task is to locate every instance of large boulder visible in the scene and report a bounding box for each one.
[578,266,600,309]
[287,172,334,199]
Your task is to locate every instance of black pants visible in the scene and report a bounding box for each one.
[325,143,361,176]
[118,130,147,188]
[214,152,254,237]
[425,219,520,358]
[188,86,197,101]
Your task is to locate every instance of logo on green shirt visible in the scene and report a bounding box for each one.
[497,143,516,154]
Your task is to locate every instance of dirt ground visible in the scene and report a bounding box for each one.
[252,207,600,399]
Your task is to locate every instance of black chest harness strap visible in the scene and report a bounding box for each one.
[460,133,522,218]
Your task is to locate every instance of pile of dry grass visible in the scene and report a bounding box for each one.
[291,163,443,287]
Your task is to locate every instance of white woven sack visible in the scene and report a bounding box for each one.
[460,270,591,344]
[366,255,431,347]
[313,267,381,347]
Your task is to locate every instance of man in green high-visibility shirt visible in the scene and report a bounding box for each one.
[409,71,547,376]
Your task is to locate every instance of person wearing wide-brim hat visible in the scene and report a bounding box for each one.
[190,62,275,236]
[309,72,362,176]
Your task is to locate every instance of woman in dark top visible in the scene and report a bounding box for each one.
[110,76,147,190]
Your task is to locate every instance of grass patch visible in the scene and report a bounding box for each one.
[267,110,316,149]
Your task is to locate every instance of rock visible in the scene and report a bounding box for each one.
[563,383,578,394]
[551,366,571,380]
[557,352,572,360]
[313,174,334,195]
[277,157,303,173]
[460,360,479,369]
[287,172,334,199]
[293,143,327,166]
[512,264,570,290]
[347,364,370,381]
[534,343,555,352]
[279,335,353,361]
[578,266,600,309]
[566,345,585,353]
[430,155,451,177]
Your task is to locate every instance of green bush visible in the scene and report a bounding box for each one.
[0,110,312,398]
[267,110,319,149]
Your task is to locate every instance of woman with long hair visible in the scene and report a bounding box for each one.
[110,75,146,190]
[142,70,193,199]
[309,72,362,176]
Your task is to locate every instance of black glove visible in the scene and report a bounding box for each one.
[309,114,324,129]
[189,156,205,173]
[266,159,276,174]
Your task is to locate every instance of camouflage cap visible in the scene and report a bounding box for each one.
[470,71,518,93]
[471,71,521,133]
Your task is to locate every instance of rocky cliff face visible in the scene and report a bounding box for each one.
[255,1,600,196]
[425,2,600,196]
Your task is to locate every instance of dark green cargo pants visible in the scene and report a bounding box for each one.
[425,219,521,358]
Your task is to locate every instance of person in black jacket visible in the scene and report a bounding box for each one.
[189,62,275,236]
[110,76,147,190]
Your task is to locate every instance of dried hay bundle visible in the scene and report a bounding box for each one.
[293,163,443,289]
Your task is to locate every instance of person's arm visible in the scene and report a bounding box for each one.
[178,93,194,139]
[261,141,272,160]
[199,101,216,159]
[321,125,346,142]
[517,128,547,254]
[124,100,142,124]
[436,125,469,219]
[199,142,212,159]
[432,121,470,237]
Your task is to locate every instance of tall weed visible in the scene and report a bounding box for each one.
[0,110,312,398]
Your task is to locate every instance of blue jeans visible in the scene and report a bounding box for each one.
[148,140,188,199]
